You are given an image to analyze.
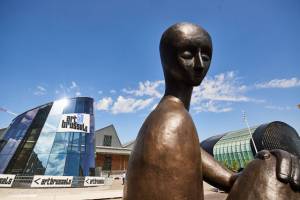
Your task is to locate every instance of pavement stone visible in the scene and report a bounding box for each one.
[0,179,227,200]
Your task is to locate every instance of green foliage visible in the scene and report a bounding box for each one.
[222,160,229,168]
[231,160,240,172]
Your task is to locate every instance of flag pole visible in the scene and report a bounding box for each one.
[242,111,258,154]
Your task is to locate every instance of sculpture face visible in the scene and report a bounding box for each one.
[160,23,213,86]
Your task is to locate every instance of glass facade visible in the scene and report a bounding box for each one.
[213,127,257,171]
[0,97,95,176]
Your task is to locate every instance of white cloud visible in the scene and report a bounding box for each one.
[122,80,164,98]
[265,105,293,111]
[34,86,47,96]
[110,90,116,94]
[95,72,255,114]
[95,80,163,114]
[57,84,67,96]
[193,101,232,113]
[96,72,298,115]
[102,80,164,114]
[55,82,81,97]
[95,97,113,111]
[189,71,265,113]
[70,81,77,89]
[255,77,300,89]
[192,71,250,105]
[111,96,153,114]
[98,90,103,94]
[37,86,46,92]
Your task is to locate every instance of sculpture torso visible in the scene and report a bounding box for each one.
[126,95,203,200]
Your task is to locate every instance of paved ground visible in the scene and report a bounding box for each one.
[0,179,227,200]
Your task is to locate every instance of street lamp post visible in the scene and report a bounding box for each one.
[242,111,258,154]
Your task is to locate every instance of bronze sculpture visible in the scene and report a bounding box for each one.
[125,22,300,200]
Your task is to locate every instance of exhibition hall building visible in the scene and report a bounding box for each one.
[0,97,95,176]
[201,121,300,171]
[0,97,133,178]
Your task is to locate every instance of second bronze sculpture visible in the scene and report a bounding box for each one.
[125,23,300,200]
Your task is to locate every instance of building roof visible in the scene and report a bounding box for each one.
[200,134,224,155]
[201,125,259,155]
[95,124,122,148]
[217,126,258,143]
[122,140,135,150]
[95,146,132,155]
[95,124,135,155]
[95,124,134,155]
[8,97,93,123]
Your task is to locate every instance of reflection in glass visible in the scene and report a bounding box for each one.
[24,153,47,175]
[5,104,52,174]
[45,153,67,175]
[63,99,76,114]
[0,108,39,173]
[51,133,69,154]
[64,153,80,176]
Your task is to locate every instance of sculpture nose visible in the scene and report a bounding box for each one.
[195,50,205,70]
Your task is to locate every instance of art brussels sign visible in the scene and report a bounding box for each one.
[0,174,15,187]
[58,113,90,133]
[31,175,73,188]
[84,176,105,186]
[0,174,106,188]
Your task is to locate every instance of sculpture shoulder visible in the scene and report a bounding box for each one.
[158,97,189,113]
[144,97,194,131]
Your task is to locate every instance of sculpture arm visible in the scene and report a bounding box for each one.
[201,147,238,192]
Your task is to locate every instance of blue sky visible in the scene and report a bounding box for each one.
[0,0,299,143]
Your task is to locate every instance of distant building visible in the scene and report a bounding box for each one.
[201,121,300,171]
[202,126,258,171]
[95,125,133,173]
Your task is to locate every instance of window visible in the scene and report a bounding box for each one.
[64,153,80,176]
[50,133,69,154]
[74,98,93,114]
[103,135,112,146]
[5,105,51,174]
[45,153,67,175]
[102,155,112,171]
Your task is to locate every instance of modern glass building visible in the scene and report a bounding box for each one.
[0,97,95,176]
[212,127,257,170]
[201,121,300,171]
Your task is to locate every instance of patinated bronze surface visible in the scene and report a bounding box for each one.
[125,22,300,200]
[227,150,300,200]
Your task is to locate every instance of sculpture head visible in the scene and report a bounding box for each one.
[160,23,212,86]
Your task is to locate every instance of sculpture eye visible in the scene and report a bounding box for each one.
[180,51,194,59]
[201,54,210,62]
